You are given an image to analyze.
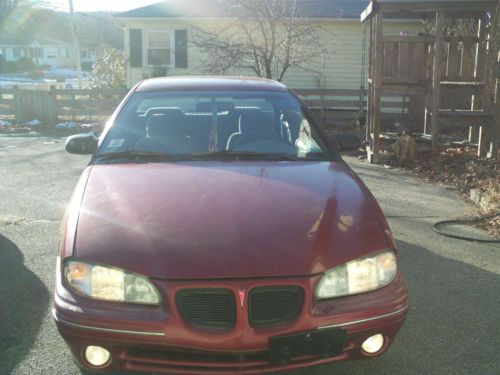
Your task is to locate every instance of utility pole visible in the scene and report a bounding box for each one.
[68,0,82,87]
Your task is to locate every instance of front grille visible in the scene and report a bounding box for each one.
[176,288,236,329]
[248,286,304,328]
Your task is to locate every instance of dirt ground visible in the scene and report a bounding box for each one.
[404,147,500,238]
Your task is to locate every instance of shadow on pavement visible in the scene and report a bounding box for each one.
[0,233,49,374]
[283,239,500,375]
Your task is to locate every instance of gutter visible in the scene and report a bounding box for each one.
[113,16,421,23]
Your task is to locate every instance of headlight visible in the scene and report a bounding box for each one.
[315,251,397,299]
[64,260,161,305]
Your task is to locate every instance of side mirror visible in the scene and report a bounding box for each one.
[65,133,98,155]
[334,133,361,152]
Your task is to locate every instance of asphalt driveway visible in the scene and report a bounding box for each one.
[0,134,498,375]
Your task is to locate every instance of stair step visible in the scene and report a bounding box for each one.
[428,110,494,127]
[438,110,493,118]
[440,81,485,87]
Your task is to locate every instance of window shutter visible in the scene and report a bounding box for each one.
[129,29,142,68]
[175,29,188,69]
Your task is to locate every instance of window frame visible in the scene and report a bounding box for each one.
[145,30,174,68]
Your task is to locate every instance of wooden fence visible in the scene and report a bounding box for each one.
[292,88,411,125]
[0,86,128,124]
[0,86,410,126]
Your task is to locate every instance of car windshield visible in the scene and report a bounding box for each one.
[97,90,335,161]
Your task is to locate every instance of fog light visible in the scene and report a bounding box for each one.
[361,334,384,354]
[84,345,111,367]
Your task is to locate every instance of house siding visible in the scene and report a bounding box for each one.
[124,19,423,89]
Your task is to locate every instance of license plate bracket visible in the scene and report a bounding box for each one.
[269,327,347,365]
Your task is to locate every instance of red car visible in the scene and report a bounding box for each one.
[54,77,408,374]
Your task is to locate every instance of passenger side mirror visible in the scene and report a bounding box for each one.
[334,133,361,152]
[65,133,98,155]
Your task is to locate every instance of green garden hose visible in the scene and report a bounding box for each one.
[433,213,500,243]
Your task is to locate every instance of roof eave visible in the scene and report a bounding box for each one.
[114,16,366,22]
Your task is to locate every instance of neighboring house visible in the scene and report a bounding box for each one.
[79,39,115,69]
[0,37,74,68]
[0,37,110,70]
[115,0,422,89]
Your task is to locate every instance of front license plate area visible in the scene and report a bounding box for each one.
[269,327,347,365]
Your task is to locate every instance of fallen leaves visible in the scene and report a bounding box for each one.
[405,147,499,238]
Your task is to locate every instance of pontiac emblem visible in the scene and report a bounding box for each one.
[238,289,246,307]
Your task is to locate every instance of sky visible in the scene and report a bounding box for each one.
[41,0,162,13]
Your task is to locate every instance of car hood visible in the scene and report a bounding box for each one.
[73,161,389,279]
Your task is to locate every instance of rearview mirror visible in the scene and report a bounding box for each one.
[65,133,98,155]
[334,133,361,152]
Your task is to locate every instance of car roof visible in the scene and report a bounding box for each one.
[135,76,289,92]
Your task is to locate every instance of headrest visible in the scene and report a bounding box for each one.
[144,107,184,117]
[239,111,274,134]
[146,111,186,139]
[196,102,235,112]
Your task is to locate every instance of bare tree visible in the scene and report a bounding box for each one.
[422,17,478,37]
[0,0,25,26]
[191,0,334,82]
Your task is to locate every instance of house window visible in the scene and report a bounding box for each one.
[147,31,171,66]
[60,48,70,58]
[81,49,88,58]
[13,47,20,58]
[37,48,43,58]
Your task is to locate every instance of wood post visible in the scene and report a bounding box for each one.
[366,18,374,143]
[492,61,499,157]
[479,14,496,157]
[431,12,444,153]
[12,85,22,123]
[372,13,383,154]
[424,41,434,135]
[48,85,58,124]
[469,18,484,144]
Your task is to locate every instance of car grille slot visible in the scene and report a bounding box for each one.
[176,288,236,329]
[249,286,304,328]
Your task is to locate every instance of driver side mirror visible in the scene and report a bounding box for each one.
[65,133,98,155]
[334,133,361,152]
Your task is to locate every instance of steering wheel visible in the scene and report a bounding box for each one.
[234,132,292,150]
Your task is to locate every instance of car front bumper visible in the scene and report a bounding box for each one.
[54,260,408,374]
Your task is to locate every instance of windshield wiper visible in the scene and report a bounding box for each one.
[95,150,195,162]
[188,150,301,161]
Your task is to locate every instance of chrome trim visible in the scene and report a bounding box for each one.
[52,309,166,336]
[317,305,409,330]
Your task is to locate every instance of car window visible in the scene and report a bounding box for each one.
[98,90,333,160]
